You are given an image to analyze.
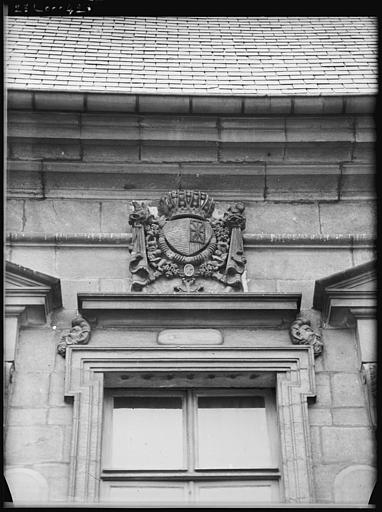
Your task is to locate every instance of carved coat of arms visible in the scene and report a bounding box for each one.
[128,190,246,292]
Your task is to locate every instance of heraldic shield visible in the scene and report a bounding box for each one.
[163,217,214,257]
[128,189,246,292]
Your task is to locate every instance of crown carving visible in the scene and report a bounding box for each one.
[158,190,215,220]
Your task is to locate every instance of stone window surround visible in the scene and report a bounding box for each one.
[64,344,317,504]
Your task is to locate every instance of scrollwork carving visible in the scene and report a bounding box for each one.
[57,315,91,357]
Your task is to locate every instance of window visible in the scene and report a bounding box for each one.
[101,389,280,504]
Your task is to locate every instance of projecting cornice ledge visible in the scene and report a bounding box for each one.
[313,260,376,327]
[78,292,301,328]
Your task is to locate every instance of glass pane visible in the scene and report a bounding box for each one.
[197,483,272,503]
[112,396,184,469]
[109,484,186,503]
[197,395,272,468]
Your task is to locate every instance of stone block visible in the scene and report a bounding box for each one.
[334,464,377,504]
[141,116,217,142]
[7,171,43,197]
[319,201,376,235]
[266,166,340,201]
[308,407,332,426]
[141,142,218,162]
[34,92,84,111]
[16,328,57,372]
[48,371,67,407]
[286,117,354,142]
[139,95,190,113]
[245,248,353,281]
[10,141,81,160]
[321,329,359,372]
[314,372,332,407]
[220,143,285,162]
[60,279,99,309]
[340,164,376,200]
[47,406,73,425]
[82,142,139,162]
[9,247,57,276]
[331,373,365,407]
[24,199,101,233]
[5,425,64,464]
[221,118,286,143]
[56,247,130,279]
[352,142,375,163]
[284,142,353,162]
[313,464,346,503]
[33,463,70,502]
[309,426,322,462]
[276,280,315,310]
[8,111,80,139]
[192,97,242,114]
[321,427,375,463]
[345,96,376,114]
[293,97,343,115]
[355,117,376,143]
[99,278,130,293]
[246,279,277,293]
[352,249,377,266]
[86,93,136,112]
[7,408,47,425]
[7,90,33,110]
[332,408,370,426]
[80,113,139,140]
[101,200,131,232]
[4,467,49,504]
[244,97,292,114]
[10,371,50,407]
[6,200,24,231]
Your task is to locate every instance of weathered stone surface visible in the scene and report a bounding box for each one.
[8,111,80,139]
[321,329,359,372]
[221,118,286,143]
[24,200,101,233]
[87,93,136,112]
[47,407,73,425]
[352,142,375,163]
[340,163,376,200]
[309,426,322,462]
[10,141,81,160]
[334,464,377,504]
[60,279,100,309]
[244,97,292,114]
[313,464,344,503]
[192,97,242,114]
[6,200,24,231]
[284,142,352,162]
[33,463,70,502]
[314,373,332,407]
[48,372,67,407]
[16,328,57,372]
[8,90,33,110]
[139,95,190,113]
[7,408,47,425]
[99,278,130,293]
[245,202,320,234]
[5,425,64,464]
[355,117,376,143]
[332,408,370,426]
[331,373,365,407]
[247,278,277,293]
[308,407,332,426]
[245,248,353,281]
[34,92,84,111]
[352,249,377,266]
[100,200,131,233]
[345,96,376,114]
[141,142,218,162]
[286,117,354,142]
[141,116,217,142]
[11,372,50,407]
[80,113,139,140]
[321,427,375,463]
[319,201,376,235]
[276,280,315,310]
[56,247,129,279]
[294,97,343,115]
[220,143,285,162]
[82,142,139,162]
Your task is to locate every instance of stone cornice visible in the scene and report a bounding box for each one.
[7,89,376,115]
[5,232,375,249]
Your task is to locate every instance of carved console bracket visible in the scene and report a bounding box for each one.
[128,190,246,292]
[289,311,323,357]
[57,315,91,357]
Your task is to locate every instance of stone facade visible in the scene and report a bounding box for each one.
[4,90,376,505]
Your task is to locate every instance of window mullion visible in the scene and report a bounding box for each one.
[186,389,196,472]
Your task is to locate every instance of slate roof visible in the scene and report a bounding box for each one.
[6,16,377,96]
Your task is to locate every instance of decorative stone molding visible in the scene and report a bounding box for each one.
[64,345,316,504]
[8,0,95,15]
[57,315,91,357]
[128,190,246,292]
[289,317,323,357]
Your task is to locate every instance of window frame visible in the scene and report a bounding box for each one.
[64,345,316,504]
